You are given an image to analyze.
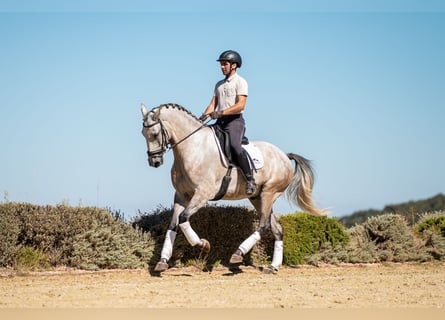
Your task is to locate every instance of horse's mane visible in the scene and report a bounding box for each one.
[152,103,200,122]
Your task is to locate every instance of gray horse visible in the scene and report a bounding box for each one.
[141,103,326,273]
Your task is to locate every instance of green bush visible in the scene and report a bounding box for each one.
[14,246,50,272]
[278,212,350,265]
[416,211,445,236]
[415,211,445,260]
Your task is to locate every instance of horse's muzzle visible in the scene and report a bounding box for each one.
[148,156,163,168]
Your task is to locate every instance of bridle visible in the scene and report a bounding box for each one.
[143,119,169,159]
[143,116,211,159]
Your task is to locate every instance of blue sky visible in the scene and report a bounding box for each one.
[1,1,444,219]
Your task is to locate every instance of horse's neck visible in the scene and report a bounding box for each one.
[160,109,218,166]
[161,108,204,145]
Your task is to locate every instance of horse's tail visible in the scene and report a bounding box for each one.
[286,153,327,217]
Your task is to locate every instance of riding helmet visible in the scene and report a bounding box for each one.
[217,50,242,68]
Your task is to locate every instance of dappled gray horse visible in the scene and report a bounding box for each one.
[141,103,326,273]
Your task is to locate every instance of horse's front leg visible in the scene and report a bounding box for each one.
[177,189,211,253]
[154,195,184,272]
[154,191,210,272]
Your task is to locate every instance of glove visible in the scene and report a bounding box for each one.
[210,111,223,119]
[199,114,209,121]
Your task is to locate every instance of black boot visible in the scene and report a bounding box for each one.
[236,152,257,195]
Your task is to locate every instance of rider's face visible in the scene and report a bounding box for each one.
[220,61,236,76]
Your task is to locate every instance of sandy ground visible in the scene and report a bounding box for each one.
[0,263,444,308]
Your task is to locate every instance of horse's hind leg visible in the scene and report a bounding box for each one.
[229,194,275,266]
[267,213,284,272]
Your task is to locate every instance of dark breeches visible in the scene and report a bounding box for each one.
[216,114,245,155]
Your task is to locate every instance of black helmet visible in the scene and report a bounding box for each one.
[217,50,242,68]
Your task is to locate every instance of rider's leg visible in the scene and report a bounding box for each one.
[224,115,256,195]
[236,151,256,195]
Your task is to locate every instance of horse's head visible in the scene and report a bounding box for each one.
[141,104,168,168]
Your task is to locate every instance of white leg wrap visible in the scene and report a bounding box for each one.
[271,240,283,270]
[179,221,203,247]
[239,231,261,255]
[160,229,177,261]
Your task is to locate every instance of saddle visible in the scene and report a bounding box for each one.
[209,124,263,201]
[211,124,249,164]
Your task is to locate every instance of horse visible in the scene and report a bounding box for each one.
[141,103,326,273]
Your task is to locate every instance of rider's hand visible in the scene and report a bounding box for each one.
[210,111,223,119]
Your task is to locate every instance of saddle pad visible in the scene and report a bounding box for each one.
[211,127,264,170]
[242,142,264,169]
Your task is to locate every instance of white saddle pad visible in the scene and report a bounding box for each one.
[242,142,264,169]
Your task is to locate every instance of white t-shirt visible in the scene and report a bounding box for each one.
[214,73,248,113]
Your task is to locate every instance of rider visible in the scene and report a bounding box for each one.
[200,50,256,195]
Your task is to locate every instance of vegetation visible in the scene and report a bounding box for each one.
[308,213,436,265]
[278,213,349,265]
[0,202,154,271]
[1,199,444,272]
[133,205,259,269]
[339,193,445,228]
[414,212,445,260]
[14,246,50,273]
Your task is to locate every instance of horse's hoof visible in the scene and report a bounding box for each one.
[261,265,278,274]
[201,239,211,253]
[154,260,169,272]
[229,253,243,264]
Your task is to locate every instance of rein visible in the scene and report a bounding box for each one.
[143,117,212,157]
[168,118,212,151]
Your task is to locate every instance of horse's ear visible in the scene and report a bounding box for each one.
[141,103,148,117]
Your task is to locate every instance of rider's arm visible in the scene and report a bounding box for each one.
[200,96,218,119]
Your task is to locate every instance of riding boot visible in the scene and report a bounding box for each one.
[236,151,257,195]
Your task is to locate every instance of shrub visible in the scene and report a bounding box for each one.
[0,203,21,267]
[416,211,445,236]
[311,214,432,264]
[14,246,50,272]
[0,202,155,270]
[71,218,153,270]
[363,214,427,262]
[415,211,445,260]
[278,212,350,265]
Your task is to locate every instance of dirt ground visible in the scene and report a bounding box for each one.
[1,263,444,308]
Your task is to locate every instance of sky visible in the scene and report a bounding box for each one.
[1,1,444,219]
